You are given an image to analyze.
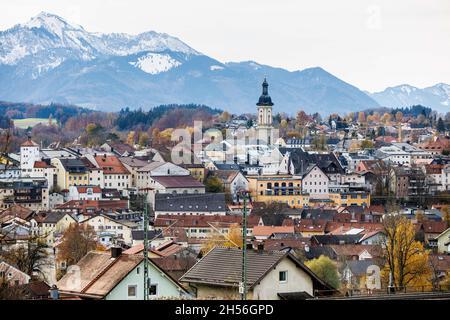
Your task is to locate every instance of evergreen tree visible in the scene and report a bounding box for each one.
[437,117,445,133]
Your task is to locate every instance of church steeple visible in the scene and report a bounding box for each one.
[256,78,274,128]
[257,78,274,107]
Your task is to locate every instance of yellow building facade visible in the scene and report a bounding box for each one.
[247,175,309,208]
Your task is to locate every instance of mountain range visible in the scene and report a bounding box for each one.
[0,12,448,115]
[369,84,450,113]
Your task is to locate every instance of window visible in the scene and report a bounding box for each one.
[128,285,137,298]
[149,284,157,296]
[279,271,288,282]
[136,267,140,274]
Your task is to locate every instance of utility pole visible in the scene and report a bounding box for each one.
[143,196,149,300]
[238,190,250,300]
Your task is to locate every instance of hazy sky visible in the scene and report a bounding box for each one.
[1,0,449,92]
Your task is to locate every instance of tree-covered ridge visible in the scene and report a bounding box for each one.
[0,101,92,125]
[390,105,433,118]
[115,104,222,130]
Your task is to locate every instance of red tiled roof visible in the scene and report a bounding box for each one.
[0,205,34,221]
[21,138,39,147]
[56,200,128,213]
[253,226,295,237]
[421,221,448,234]
[293,219,328,233]
[33,161,55,169]
[75,186,102,194]
[154,214,261,228]
[325,222,383,233]
[94,156,130,174]
[330,244,383,258]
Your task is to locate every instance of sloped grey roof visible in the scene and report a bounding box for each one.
[311,234,363,245]
[180,247,286,288]
[345,259,381,276]
[180,247,333,291]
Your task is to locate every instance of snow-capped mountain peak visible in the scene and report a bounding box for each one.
[0,12,200,67]
[370,83,450,111]
[23,12,81,36]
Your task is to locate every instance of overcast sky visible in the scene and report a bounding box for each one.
[1,0,449,92]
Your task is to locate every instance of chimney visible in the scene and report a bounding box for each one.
[257,243,264,252]
[111,246,122,258]
[49,285,59,300]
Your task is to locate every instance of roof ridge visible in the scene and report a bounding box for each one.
[80,254,120,294]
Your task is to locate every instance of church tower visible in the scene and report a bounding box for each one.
[256,78,274,128]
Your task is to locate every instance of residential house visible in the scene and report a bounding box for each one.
[341,259,383,290]
[67,185,102,201]
[247,175,307,208]
[301,165,329,199]
[0,260,31,286]
[0,178,49,210]
[180,247,335,299]
[119,157,150,187]
[435,227,450,254]
[56,249,188,300]
[180,163,206,183]
[56,199,129,217]
[33,211,78,245]
[51,158,89,190]
[213,170,248,202]
[252,226,295,240]
[93,155,131,191]
[154,214,262,240]
[82,214,139,246]
[136,161,190,190]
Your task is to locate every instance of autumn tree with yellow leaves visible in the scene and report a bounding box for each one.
[382,214,432,291]
[201,224,243,256]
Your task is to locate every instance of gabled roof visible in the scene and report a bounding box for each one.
[311,234,363,245]
[34,211,76,224]
[344,259,382,276]
[278,148,344,175]
[119,157,149,168]
[421,221,448,234]
[33,161,55,169]
[57,251,139,298]
[330,244,382,258]
[253,226,295,237]
[137,161,166,172]
[21,138,39,147]
[57,251,187,298]
[94,155,130,174]
[213,170,242,184]
[151,175,204,188]
[180,247,334,292]
[0,205,34,221]
[74,185,102,194]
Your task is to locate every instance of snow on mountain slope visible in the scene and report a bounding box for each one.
[129,53,181,75]
[0,12,199,68]
[370,83,450,112]
[0,12,382,115]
